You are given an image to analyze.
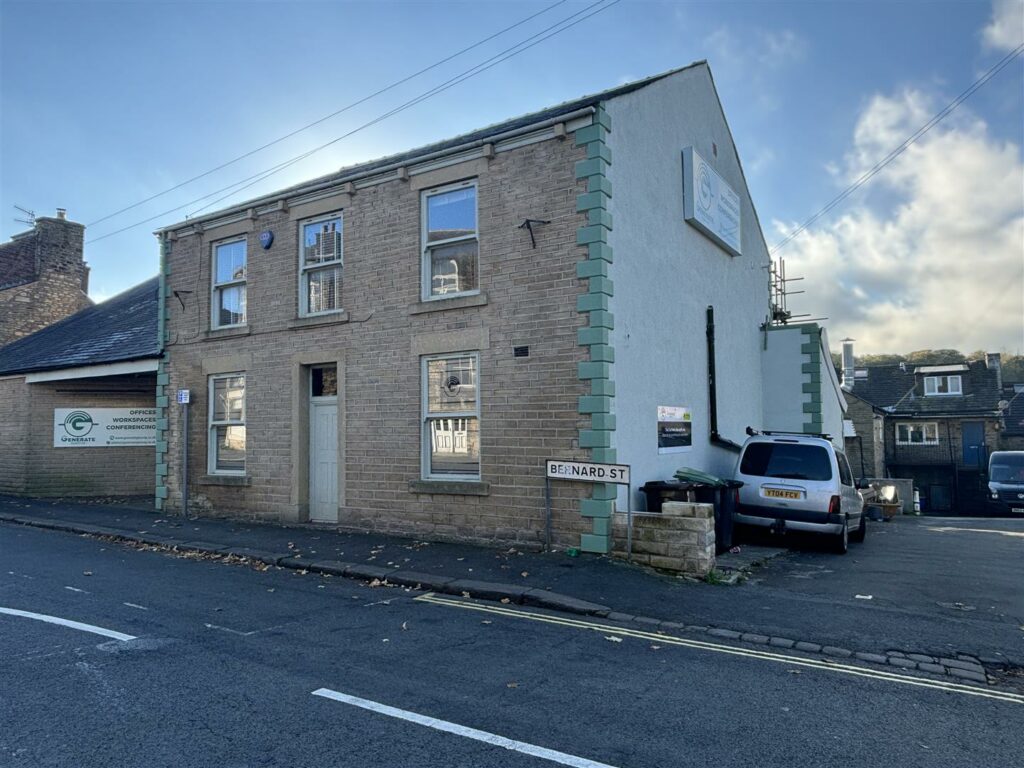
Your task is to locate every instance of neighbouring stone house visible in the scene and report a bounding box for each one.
[839,339,1005,513]
[0,210,92,347]
[154,62,812,553]
[0,279,160,497]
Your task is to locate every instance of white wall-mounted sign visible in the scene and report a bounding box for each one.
[657,405,692,454]
[682,146,741,257]
[545,459,630,485]
[53,408,157,448]
[177,389,191,405]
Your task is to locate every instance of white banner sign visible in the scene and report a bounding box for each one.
[682,146,741,257]
[53,408,157,448]
[546,459,630,485]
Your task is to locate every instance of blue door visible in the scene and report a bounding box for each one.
[961,422,985,468]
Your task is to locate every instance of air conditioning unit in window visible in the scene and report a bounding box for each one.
[311,223,341,261]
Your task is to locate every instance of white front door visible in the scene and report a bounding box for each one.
[309,399,338,522]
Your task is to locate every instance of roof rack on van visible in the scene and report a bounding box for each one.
[746,427,833,440]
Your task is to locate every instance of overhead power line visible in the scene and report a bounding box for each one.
[86,0,621,245]
[86,0,569,229]
[772,41,1024,254]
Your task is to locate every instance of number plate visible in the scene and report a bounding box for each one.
[764,488,801,500]
[1012,507,1024,515]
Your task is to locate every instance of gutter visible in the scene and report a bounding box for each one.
[156,107,597,235]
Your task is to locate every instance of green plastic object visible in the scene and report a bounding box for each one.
[566,547,580,557]
[673,467,727,487]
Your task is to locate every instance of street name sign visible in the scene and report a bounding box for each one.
[545,459,630,485]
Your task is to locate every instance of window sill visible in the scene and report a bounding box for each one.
[408,480,489,496]
[409,292,488,315]
[199,474,252,487]
[288,311,349,329]
[203,326,250,341]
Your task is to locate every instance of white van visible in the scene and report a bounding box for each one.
[733,432,865,553]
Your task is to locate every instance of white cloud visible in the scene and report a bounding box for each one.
[776,89,1024,355]
[982,0,1024,52]
[703,27,806,111]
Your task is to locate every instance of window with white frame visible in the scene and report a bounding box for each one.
[421,181,478,299]
[896,422,939,445]
[212,238,247,328]
[208,374,246,473]
[422,353,479,479]
[924,375,962,396]
[299,213,343,315]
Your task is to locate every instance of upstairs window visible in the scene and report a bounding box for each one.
[300,213,343,315]
[212,238,247,328]
[924,375,962,396]
[422,181,478,300]
[896,422,938,445]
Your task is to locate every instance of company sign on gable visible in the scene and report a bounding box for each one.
[53,408,157,448]
[682,146,741,257]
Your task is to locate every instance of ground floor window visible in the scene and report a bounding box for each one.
[422,353,479,479]
[209,373,246,473]
[896,422,938,445]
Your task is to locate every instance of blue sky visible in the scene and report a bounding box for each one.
[2,0,1022,353]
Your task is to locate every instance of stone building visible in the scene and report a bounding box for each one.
[0,279,159,497]
[155,62,802,552]
[839,339,1005,513]
[0,210,91,347]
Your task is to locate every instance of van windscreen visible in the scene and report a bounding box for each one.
[740,443,833,481]
[990,454,1024,483]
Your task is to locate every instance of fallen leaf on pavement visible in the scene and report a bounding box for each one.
[521,571,529,578]
[462,591,471,598]
[500,598,511,604]
[82,571,93,576]
[506,682,518,688]
[401,622,408,631]
[650,645,662,651]
[481,620,492,625]
[605,636,622,643]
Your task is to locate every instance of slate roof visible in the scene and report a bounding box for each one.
[0,277,160,376]
[845,361,1003,417]
[159,61,707,233]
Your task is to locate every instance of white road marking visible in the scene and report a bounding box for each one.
[65,586,88,593]
[312,688,620,768]
[0,606,136,642]
[123,603,148,611]
[927,526,1024,538]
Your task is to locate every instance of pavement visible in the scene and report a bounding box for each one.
[2,522,1022,767]
[1,495,1022,675]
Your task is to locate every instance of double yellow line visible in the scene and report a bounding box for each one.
[415,593,1024,705]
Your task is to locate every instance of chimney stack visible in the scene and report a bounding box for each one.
[841,338,855,390]
[56,208,67,220]
[986,352,1002,390]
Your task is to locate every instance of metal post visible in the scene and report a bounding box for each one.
[626,481,633,562]
[544,475,552,552]
[181,402,189,519]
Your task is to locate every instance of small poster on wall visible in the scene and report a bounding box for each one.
[657,406,692,454]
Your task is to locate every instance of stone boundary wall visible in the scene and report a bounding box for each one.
[612,501,714,575]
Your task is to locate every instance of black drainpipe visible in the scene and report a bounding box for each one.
[706,305,742,453]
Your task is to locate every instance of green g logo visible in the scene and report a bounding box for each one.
[63,410,96,437]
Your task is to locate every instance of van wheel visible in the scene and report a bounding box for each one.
[832,518,849,554]
[850,513,866,543]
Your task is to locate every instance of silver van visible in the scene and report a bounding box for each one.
[733,433,865,553]
[987,451,1024,515]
